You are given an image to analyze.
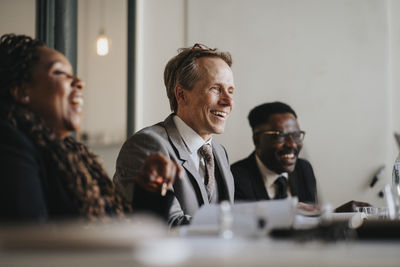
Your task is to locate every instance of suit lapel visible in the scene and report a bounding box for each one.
[248,153,270,200]
[288,167,299,199]
[212,141,234,202]
[162,115,210,204]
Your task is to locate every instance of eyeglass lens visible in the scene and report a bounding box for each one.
[273,132,304,143]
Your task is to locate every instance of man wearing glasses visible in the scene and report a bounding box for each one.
[231,102,317,203]
[114,44,235,226]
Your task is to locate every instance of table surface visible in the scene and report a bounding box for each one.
[1,235,400,267]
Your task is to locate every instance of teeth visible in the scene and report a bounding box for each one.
[211,111,227,117]
[71,97,84,106]
[282,153,295,159]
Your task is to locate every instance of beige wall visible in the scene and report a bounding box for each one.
[1,0,400,207]
[76,0,128,175]
[391,0,400,140]
[138,0,400,207]
[0,0,35,36]
[77,0,127,145]
[190,0,392,207]
[135,0,186,129]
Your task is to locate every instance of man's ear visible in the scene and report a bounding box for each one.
[174,85,186,105]
[252,132,259,147]
[9,86,30,105]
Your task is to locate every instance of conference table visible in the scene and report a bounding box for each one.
[0,218,399,267]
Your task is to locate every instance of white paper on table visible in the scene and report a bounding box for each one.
[293,215,320,229]
[183,198,298,237]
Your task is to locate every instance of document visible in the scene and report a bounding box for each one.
[182,198,298,237]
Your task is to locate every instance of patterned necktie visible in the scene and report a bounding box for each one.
[274,176,288,199]
[199,144,215,200]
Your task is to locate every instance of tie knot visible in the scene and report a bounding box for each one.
[274,176,287,186]
[199,144,213,163]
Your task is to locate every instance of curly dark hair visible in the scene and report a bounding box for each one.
[0,34,131,221]
[7,104,131,221]
[164,43,232,112]
[0,34,44,100]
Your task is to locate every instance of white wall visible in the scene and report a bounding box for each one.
[76,0,128,175]
[0,0,128,147]
[137,0,400,207]
[0,0,35,36]
[0,0,128,176]
[391,0,400,137]
[135,0,186,129]
[1,0,399,207]
[77,0,127,145]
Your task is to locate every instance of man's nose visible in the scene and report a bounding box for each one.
[219,90,234,106]
[285,135,298,148]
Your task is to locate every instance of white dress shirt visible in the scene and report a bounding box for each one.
[255,154,291,199]
[173,115,211,182]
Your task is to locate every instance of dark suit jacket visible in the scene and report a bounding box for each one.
[0,117,168,222]
[0,119,80,221]
[231,152,317,203]
[113,114,235,226]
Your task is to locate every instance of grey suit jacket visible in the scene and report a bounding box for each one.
[113,114,235,226]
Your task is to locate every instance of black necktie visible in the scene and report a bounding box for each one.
[274,176,288,199]
[199,144,215,200]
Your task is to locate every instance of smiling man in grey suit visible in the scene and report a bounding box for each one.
[113,44,235,227]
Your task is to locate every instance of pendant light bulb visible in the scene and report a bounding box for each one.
[96,33,109,56]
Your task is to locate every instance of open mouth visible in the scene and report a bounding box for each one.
[281,153,295,160]
[70,96,84,112]
[211,110,228,119]
[71,96,83,106]
[278,150,298,165]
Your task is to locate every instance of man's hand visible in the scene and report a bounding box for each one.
[136,153,182,195]
[297,202,321,216]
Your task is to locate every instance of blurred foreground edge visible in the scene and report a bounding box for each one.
[0,214,167,251]
[270,219,400,241]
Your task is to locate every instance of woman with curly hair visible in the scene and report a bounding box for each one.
[0,34,180,222]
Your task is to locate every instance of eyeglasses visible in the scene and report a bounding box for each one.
[190,43,215,51]
[186,43,216,54]
[176,43,216,70]
[255,130,306,144]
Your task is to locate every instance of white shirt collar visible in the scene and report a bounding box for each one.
[173,115,212,155]
[255,153,288,188]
